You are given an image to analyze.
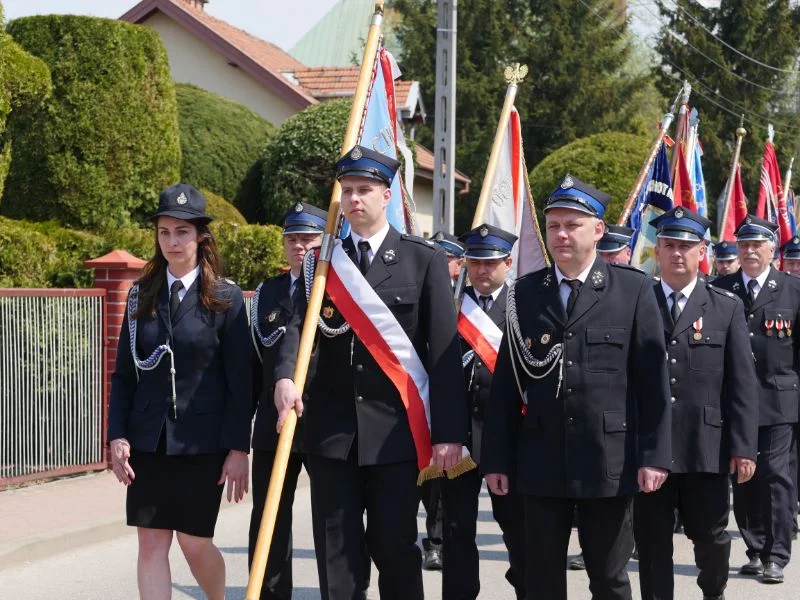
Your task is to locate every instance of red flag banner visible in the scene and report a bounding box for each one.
[722,164,749,242]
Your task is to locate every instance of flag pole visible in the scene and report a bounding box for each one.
[616,86,683,226]
[784,156,795,218]
[668,81,692,183]
[453,64,527,301]
[244,3,386,598]
[718,117,747,240]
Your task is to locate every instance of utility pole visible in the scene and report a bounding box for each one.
[432,0,456,234]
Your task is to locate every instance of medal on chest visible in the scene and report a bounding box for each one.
[765,318,775,337]
[692,317,703,341]
[776,319,785,338]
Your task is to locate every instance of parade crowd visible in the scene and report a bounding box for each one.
[106,146,800,600]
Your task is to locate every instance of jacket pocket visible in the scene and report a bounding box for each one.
[688,330,725,372]
[703,405,723,427]
[586,328,627,373]
[377,285,419,331]
[772,373,800,391]
[603,410,628,479]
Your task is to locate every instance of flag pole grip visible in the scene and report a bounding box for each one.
[244,2,385,598]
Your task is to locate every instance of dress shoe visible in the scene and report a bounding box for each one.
[568,553,586,570]
[739,557,763,576]
[761,562,784,584]
[422,546,443,571]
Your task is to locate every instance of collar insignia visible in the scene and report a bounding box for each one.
[732,282,741,291]
[383,248,396,262]
[542,271,554,288]
[591,269,605,287]
[322,306,335,319]
[768,279,777,289]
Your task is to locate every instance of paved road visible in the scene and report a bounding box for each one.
[1,474,798,599]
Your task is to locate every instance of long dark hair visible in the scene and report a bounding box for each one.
[133,220,232,319]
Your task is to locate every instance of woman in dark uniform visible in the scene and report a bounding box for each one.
[108,183,251,600]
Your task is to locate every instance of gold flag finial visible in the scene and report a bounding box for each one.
[504,63,528,85]
[374,0,385,13]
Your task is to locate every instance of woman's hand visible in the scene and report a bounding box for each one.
[110,438,135,486]
[218,449,249,503]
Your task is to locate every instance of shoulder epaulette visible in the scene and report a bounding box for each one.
[401,233,437,249]
[706,283,736,299]
[608,262,645,274]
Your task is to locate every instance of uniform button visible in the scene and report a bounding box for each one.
[355,364,364,372]
[604,334,611,341]
[670,396,676,404]
[622,422,626,428]
[395,296,402,303]
[567,417,574,425]
[749,314,754,320]
[567,388,573,394]
[670,340,677,346]
[670,378,676,384]
[566,360,573,367]
[356,395,364,402]
[473,406,480,414]
[795,384,798,389]
[475,361,483,368]
[566,332,573,339]
[778,313,783,318]
[670,358,677,365]
[472,385,480,392]
[749,332,754,337]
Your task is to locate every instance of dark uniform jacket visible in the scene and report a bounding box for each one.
[481,257,672,498]
[713,267,800,426]
[461,285,507,464]
[251,272,306,452]
[275,226,467,466]
[109,277,252,454]
[654,277,758,473]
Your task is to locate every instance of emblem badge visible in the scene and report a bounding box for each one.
[480,226,489,237]
[435,232,443,241]
[540,333,551,345]
[591,269,605,286]
[294,202,303,212]
[720,241,727,248]
[542,272,553,288]
[674,207,684,219]
[268,311,278,323]
[732,282,741,292]
[524,337,532,349]
[795,237,799,244]
[693,331,703,341]
[745,216,752,225]
[561,174,574,189]
[383,249,396,262]
[322,306,335,319]
[176,192,188,205]
[768,279,777,289]
[350,147,363,161]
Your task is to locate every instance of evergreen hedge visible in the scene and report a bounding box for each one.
[529,132,652,224]
[202,188,247,225]
[2,16,180,230]
[175,84,275,210]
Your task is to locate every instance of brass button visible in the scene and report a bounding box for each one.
[356,395,364,402]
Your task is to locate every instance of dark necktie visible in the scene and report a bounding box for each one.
[358,240,371,275]
[479,295,492,312]
[169,280,184,320]
[747,279,758,306]
[564,279,582,316]
[669,291,683,324]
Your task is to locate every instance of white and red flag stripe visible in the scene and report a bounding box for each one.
[457,294,502,373]
[325,241,432,470]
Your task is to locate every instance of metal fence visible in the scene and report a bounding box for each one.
[0,289,106,488]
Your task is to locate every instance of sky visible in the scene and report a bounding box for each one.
[3,0,340,51]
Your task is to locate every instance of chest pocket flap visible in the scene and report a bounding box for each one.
[687,330,725,347]
[586,327,627,372]
[764,308,793,323]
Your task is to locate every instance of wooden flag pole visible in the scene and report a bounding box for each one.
[453,64,527,301]
[718,117,747,239]
[616,85,683,226]
[244,2,386,598]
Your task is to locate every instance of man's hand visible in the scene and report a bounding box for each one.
[432,443,462,470]
[637,466,668,493]
[274,378,303,433]
[730,456,756,484]
[485,473,509,496]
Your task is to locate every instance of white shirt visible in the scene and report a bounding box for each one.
[475,285,504,312]
[660,278,698,315]
[741,267,771,300]
[350,222,391,267]
[166,265,200,303]
[554,261,595,312]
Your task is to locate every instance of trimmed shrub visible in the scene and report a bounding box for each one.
[202,188,247,225]
[2,16,180,230]
[212,221,285,290]
[176,84,275,211]
[529,132,652,224]
[259,99,350,224]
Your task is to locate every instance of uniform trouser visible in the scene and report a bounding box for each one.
[791,424,799,533]
[634,473,730,600]
[733,423,795,567]
[420,478,444,549]
[306,453,423,600]
[440,467,526,600]
[248,450,305,600]
[523,494,633,600]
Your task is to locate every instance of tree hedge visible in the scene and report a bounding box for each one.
[529,132,652,225]
[202,188,247,225]
[258,99,350,224]
[1,16,180,230]
[175,84,275,210]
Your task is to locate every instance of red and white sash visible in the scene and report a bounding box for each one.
[325,241,432,469]
[457,293,502,373]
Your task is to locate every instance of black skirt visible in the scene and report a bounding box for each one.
[126,433,227,538]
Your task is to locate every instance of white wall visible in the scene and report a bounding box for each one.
[412,178,434,238]
[142,12,299,126]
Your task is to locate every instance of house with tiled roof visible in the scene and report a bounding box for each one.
[121,0,469,235]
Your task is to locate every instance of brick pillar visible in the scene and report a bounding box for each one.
[84,250,147,462]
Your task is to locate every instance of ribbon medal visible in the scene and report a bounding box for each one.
[765,318,775,337]
[776,319,785,339]
[788,319,793,337]
[692,317,703,341]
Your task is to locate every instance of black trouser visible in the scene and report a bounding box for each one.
[440,467,526,600]
[248,450,305,600]
[733,423,795,567]
[634,473,730,600]
[524,494,633,600]
[420,478,443,549]
[306,453,423,600]
[791,423,799,533]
